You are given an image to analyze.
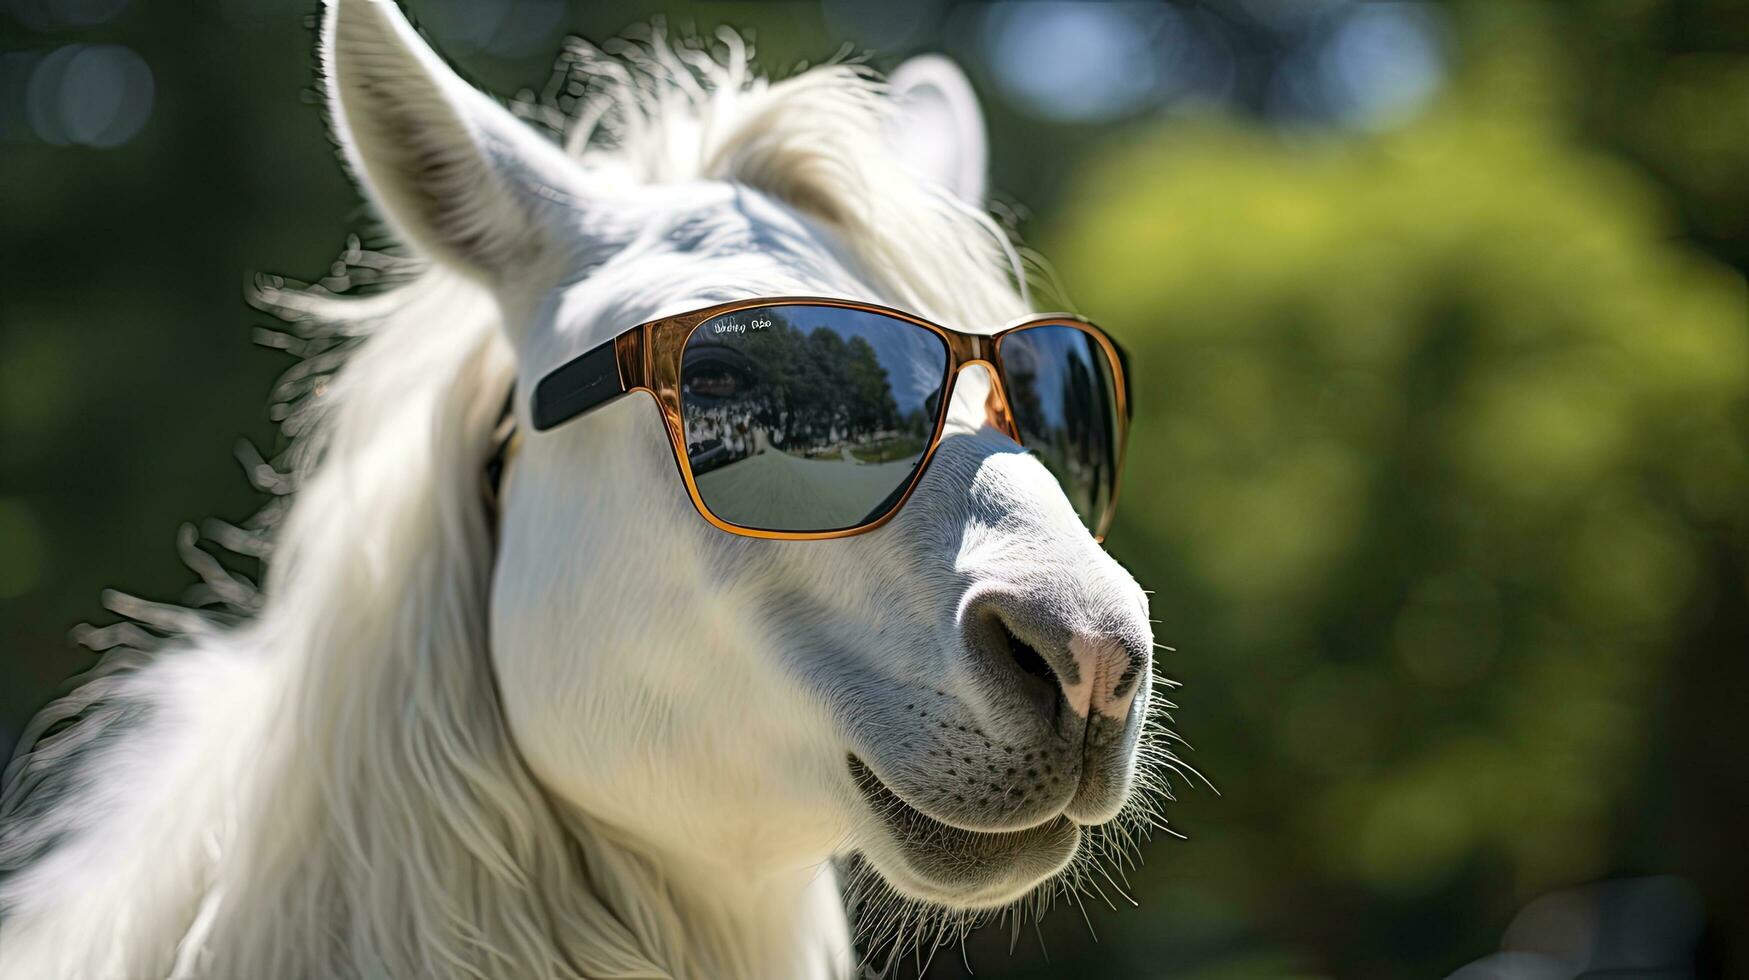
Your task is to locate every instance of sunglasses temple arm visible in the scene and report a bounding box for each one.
[530,337,629,432]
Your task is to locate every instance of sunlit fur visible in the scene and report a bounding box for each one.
[0,4,1186,977]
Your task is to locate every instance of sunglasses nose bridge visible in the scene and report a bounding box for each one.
[946,357,1020,442]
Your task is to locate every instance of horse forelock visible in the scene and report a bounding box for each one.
[555,32,1031,331]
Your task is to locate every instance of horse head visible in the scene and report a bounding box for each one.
[326,0,1161,919]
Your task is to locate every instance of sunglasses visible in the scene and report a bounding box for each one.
[530,297,1131,541]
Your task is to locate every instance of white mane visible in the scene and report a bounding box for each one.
[0,33,1072,979]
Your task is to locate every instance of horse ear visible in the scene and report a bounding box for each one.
[884,55,989,205]
[321,0,580,280]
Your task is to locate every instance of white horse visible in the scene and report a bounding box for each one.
[0,1,1179,976]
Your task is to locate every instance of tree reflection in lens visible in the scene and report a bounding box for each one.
[680,306,948,532]
[999,326,1118,531]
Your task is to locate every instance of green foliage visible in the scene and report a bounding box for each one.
[1052,97,1748,974]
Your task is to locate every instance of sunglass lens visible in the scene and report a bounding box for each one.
[680,305,950,533]
[999,325,1122,533]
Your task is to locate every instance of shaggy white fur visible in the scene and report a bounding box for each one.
[0,2,1182,977]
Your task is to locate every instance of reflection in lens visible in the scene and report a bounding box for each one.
[680,305,949,532]
[999,325,1121,532]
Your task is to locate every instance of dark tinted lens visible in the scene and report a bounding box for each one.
[999,325,1122,532]
[680,305,950,532]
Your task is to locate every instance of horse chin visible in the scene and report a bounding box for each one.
[847,756,1081,910]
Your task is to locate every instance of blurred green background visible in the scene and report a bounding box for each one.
[2,1,1746,977]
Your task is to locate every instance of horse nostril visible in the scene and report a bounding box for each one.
[967,591,1150,728]
[980,611,1062,722]
[1000,618,1056,688]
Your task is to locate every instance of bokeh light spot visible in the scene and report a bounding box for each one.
[25,44,153,148]
[982,2,1177,123]
[1320,3,1446,128]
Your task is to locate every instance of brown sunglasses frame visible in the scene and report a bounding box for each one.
[529,296,1131,542]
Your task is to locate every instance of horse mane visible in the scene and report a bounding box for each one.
[0,32,1046,978]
